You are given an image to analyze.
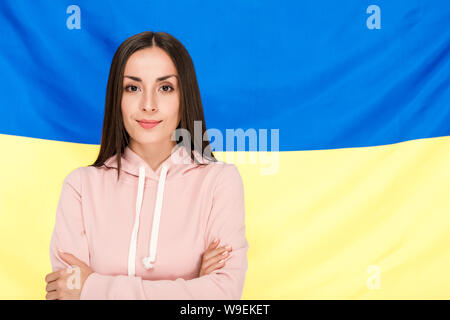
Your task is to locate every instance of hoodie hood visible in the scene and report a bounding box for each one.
[103,143,209,181]
[101,144,214,276]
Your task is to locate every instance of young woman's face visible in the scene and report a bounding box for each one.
[121,47,180,147]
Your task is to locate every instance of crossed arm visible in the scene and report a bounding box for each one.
[45,164,249,300]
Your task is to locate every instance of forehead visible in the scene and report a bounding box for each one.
[123,47,178,80]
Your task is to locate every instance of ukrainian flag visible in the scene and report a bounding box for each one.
[1,0,449,299]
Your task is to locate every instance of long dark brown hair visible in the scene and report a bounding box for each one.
[91,31,216,180]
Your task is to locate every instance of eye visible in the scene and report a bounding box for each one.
[125,85,139,92]
[160,85,174,93]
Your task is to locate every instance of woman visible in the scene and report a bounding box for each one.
[44,31,249,300]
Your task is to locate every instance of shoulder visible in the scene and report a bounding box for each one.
[63,166,83,186]
[205,161,244,193]
[219,162,242,182]
[201,159,241,178]
[62,165,105,189]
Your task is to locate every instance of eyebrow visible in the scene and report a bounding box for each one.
[124,74,178,82]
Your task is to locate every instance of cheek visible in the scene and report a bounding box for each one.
[164,96,180,126]
[121,96,137,120]
[121,95,133,112]
[121,101,135,133]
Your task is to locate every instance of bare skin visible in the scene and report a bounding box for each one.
[45,250,92,300]
[45,47,231,300]
[199,239,233,277]
[45,240,231,300]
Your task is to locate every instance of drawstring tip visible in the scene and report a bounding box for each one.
[142,257,154,270]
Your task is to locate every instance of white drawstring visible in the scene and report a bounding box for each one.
[127,163,169,276]
[142,164,168,269]
[127,165,146,277]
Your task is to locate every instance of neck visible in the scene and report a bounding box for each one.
[128,139,177,172]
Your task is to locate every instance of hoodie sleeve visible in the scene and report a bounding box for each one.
[79,163,249,300]
[49,168,90,271]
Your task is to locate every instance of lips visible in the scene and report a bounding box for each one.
[138,119,161,124]
[137,119,162,129]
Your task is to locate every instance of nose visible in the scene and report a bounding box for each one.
[141,89,158,112]
[143,105,158,112]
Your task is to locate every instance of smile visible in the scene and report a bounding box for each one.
[137,120,162,129]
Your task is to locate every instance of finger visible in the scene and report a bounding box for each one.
[46,280,58,292]
[203,249,231,270]
[203,245,232,261]
[204,256,230,274]
[58,249,86,267]
[45,271,60,283]
[203,246,229,261]
[207,238,220,251]
[46,291,59,300]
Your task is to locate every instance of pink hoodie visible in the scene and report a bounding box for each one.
[49,144,249,299]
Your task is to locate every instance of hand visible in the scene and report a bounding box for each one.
[199,238,232,277]
[45,249,93,300]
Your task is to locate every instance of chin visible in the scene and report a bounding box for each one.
[136,136,162,145]
[134,134,168,145]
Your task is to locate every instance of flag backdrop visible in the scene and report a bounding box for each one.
[1,0,450,299]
